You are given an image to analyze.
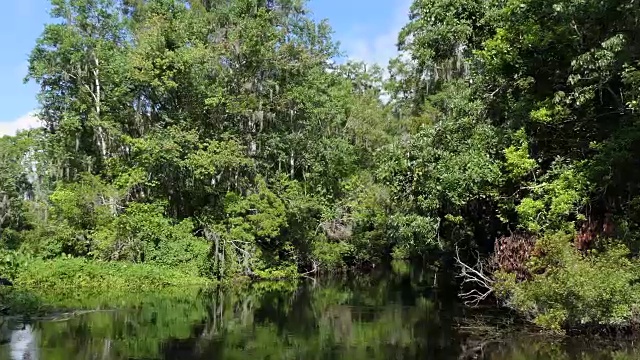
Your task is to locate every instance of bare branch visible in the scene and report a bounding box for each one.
[455,246,495,307]
[300,260,318,276]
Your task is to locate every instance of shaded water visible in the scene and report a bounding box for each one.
[0,266,638,359]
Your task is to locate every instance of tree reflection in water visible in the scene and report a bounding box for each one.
[0,267,637,360]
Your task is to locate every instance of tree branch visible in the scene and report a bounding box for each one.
[455,246,495,307]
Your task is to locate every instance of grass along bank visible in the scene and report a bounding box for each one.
[0,257,211,316]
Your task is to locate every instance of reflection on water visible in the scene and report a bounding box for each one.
[7,323,37,360]
[0,266,638,360]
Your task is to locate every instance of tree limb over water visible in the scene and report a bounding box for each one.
[455,246,494,307]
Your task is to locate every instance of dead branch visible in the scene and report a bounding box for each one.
[455,246,495,307]
[300,260,318,276]
[458,337,503,360]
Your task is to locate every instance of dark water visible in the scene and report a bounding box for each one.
[0,265,638,360]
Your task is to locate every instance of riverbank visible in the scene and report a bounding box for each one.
[16,257,211,290]
[2,269,640,360]
[0,257,212,316]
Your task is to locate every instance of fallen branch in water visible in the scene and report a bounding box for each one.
[300,260,318,276]
[455,246,495,307]
[299,260,319,286]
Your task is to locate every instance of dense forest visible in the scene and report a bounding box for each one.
[1,0,639,331]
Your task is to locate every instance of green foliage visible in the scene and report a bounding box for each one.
[93,202,208,275]
[499,233,640,330]
[503,129,537,179]
[401,0,640,332]
[342,174,392,264]
[515,163,588,233]
[224,178,286,243]
[16,257,208,294]
[0,132,37,246]
[20,174,120,258]
[3,0,640,334]
[374,86,503,253]
[14,0,375,282]
[0,249,31,281]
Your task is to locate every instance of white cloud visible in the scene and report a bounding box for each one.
[0,112,42,137]
[341,0,411,66]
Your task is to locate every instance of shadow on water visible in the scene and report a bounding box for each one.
[0,264,638,359]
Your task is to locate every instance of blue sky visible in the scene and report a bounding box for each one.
[0,0,409,135]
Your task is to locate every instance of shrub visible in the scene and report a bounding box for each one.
[497,232,640,331]
[312,239,352,270]
[15,257,209,295]
[0,248,30,281]
[489,233,536,281]
[93,203,209,275]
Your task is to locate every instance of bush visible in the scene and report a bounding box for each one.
[497,232,640,331]
[0,248,30,281]
[312,239,352,270]
[15,257,209,295]
[93,203,209,275]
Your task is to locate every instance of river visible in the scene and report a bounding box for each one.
[0,264,637,359]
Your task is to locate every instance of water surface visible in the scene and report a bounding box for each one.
[0,266,637,359]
